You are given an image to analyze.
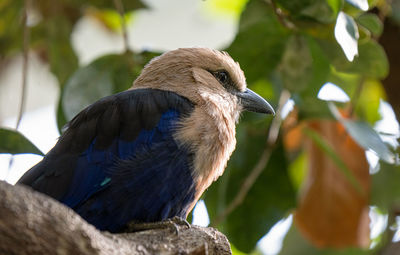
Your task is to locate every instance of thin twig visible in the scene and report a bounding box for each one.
[378,0,392,23]
[7,0,31,175]
[16,0,31,129]
[210,90,291,227]
[266,0,296,30]
[113,0,129,52]
[348,76,365,117]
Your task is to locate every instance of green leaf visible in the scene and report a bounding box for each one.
[288,152,308,190]
[87,0,146,12]
[355,79,386,125]
[0,128,43,156]
[279,35,330,96]
[327,102,395,163]
[326,0,342,17]
[279,223,372,255]
[278,35,331,120]
[62,59,113,120]
[356,13,383,37]
[303,36,331,96]
[371,162,400,212]
[341,119,396,164]
[318,40,389,79]
[0,0,24,56]
[226,0,289,85]
[61,51,159,121]
[295,96,332,120]
[231,245,248,255]
[299,0,341,23]
[31,3,80,87]
[47,18,79,87]
[346,41,388,78]
[280,223,313,255]
[345,0,369,11]
[201,0,249,20]
[275,0,341,23]
[334,12,359,61]
[28,1,81,132]
[249,79,275,101]
[322,71,383,125]
[205,119,296,252]
[280,35,313,92]
[89,9,135,33]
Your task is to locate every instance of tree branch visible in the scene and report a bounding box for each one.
[211,90,291,227]
[0,181,231,255]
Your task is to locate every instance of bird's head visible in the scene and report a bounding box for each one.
[133,48,275,116]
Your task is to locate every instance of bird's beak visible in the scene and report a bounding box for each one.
[236,88,275,115]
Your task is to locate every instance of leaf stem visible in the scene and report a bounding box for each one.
[210,90,291,227]
[266,0,296,30]
[348,76,365,118]
[113,0,129,52]
[16,0,31,130]
[8,0,32,177]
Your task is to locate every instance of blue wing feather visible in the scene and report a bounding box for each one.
[18,89,196,232]
[62,110,196,231]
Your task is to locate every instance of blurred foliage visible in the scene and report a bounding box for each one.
[1,0,400,254]
[201,0,250,19]
[280,224,372,255]
[205,116,295,251]
[371,162,400,213]
[61,51,158,124]
[0,128,43,155]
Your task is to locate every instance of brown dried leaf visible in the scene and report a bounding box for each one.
[294,120,370,248]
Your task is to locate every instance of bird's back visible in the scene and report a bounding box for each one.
[18,88,197,232]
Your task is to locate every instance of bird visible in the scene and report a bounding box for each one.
[17,48,274,233]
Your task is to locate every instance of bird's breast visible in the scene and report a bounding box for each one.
[175,99,238,212]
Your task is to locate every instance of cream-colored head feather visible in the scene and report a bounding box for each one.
[133,47,247,105]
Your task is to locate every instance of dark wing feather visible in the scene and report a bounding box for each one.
[17,89,194,202]
[74,110,197,232]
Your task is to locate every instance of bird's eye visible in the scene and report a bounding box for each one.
[209,69,238,91]
[215,71,228,84]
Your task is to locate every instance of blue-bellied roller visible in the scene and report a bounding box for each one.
[18,48,275,232]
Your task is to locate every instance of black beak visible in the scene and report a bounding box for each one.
[236,88,275,115]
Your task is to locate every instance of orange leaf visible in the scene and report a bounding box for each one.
[283,107,304,152]
[294,120,370,248]
[283,123,304,152]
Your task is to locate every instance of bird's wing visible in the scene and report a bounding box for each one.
[72,114,198,231]
[17,89,195,207]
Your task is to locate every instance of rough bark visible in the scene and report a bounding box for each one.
[381,241,400,255]
[380,18,400,120]
[0,181,231,255]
